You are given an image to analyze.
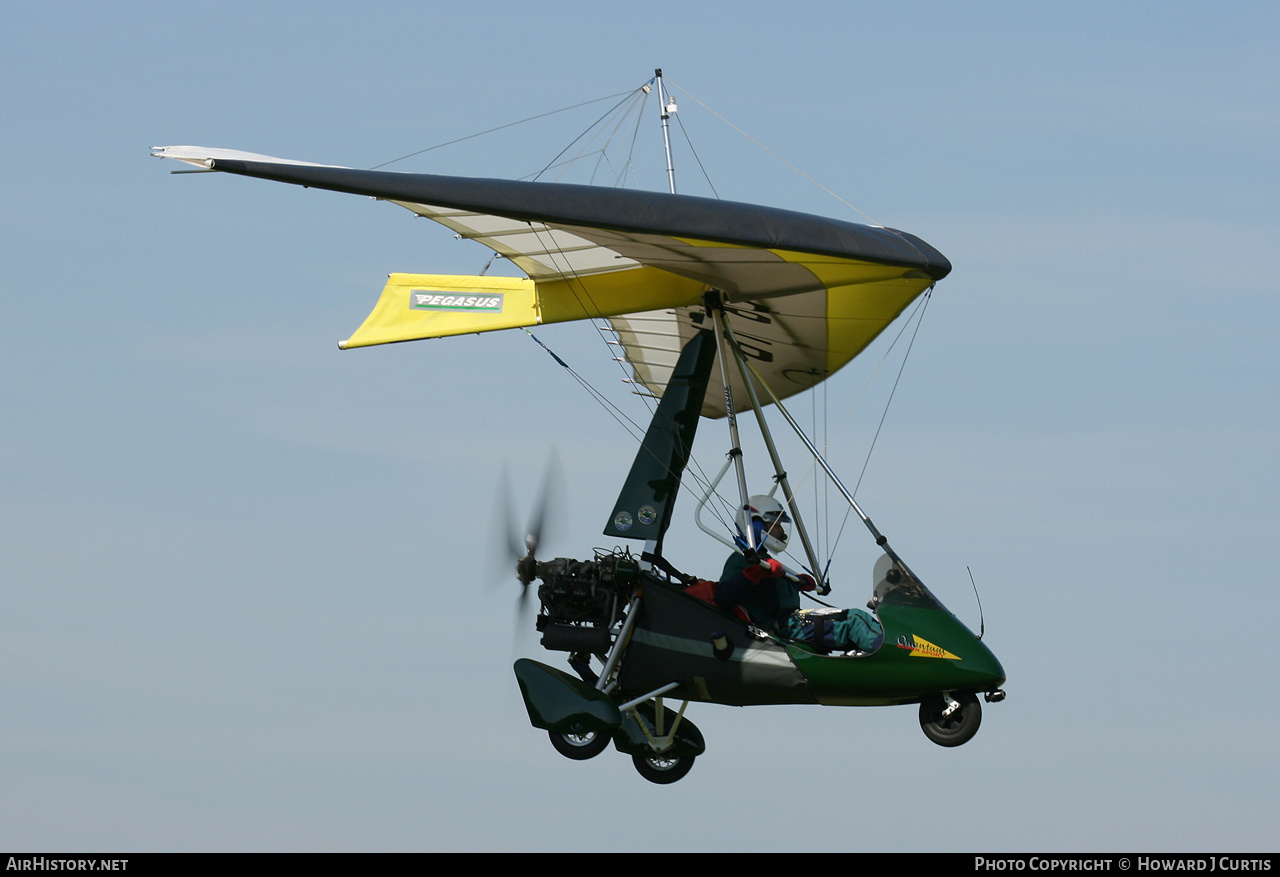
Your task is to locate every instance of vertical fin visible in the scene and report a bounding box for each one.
[603,330,716,550]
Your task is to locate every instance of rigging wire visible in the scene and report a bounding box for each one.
[519,221,736,535]
[360,83,676,485]
[740,289,929,558]
[508,174,742,540]
[477,250,500,276]
[617,88,653,189]
[784,290,931,505]
[670,109,720,199]
[531,87,649,183]
[520,328,649,443]
[506,76,677,431]
[367,89,636,170]
[519,322,736,536]
[852,288,933,497]
[435,79,661,427]
[596,90,652,187]
[520,224,656,407]
[547,89,648,185]
[663,77,880,227]
[822,288,934,563]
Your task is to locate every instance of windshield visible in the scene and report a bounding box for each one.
[870,553,950,613]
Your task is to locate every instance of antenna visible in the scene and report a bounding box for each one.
[967,566,985,639]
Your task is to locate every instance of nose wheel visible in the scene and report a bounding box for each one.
[919,691,982,747]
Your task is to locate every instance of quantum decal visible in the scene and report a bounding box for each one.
[410,291,504,312]
[896,634,960,660]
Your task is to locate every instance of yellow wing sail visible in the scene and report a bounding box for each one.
[340,275,537,349]
[340,268,709,349]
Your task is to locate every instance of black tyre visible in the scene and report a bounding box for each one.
[632,752,695,784]
[919,691,982,747]
[548,729,611,761]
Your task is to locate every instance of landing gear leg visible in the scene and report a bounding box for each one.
[616,691,705,784]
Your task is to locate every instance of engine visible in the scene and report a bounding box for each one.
[534,550,641,653]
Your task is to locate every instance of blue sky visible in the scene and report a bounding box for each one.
[2,0,1277,852]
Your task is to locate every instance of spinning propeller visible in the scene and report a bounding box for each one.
[493,452,565,613]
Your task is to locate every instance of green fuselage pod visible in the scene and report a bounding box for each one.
[618,573,819,707]
[787,563,1005,705]
[787,602,1006,706]
[616,570,1004,709]
[514,659,623,735]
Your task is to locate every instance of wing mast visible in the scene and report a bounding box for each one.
[655,68,678,195]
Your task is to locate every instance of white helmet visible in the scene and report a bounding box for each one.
[747,494,790,554]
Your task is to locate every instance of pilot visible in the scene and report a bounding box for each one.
[715,495,883,653]
[715,496,811,627]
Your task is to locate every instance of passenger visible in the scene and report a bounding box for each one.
[714,496,883,654]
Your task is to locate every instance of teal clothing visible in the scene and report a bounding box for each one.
[783,610,883,653]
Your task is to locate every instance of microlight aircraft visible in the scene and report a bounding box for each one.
[153,72,1006,784]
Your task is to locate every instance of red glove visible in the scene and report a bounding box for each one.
[797,574,817,592]
[743,557,785,583]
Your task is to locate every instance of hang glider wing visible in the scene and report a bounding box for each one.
[152,146,950,417]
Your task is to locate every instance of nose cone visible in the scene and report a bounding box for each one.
[884,604,1007,694]
[958,635,1006,691]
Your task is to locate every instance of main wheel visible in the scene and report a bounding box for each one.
[632,752,695,784]
[548,729,611,761]
[919,691,982,747]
